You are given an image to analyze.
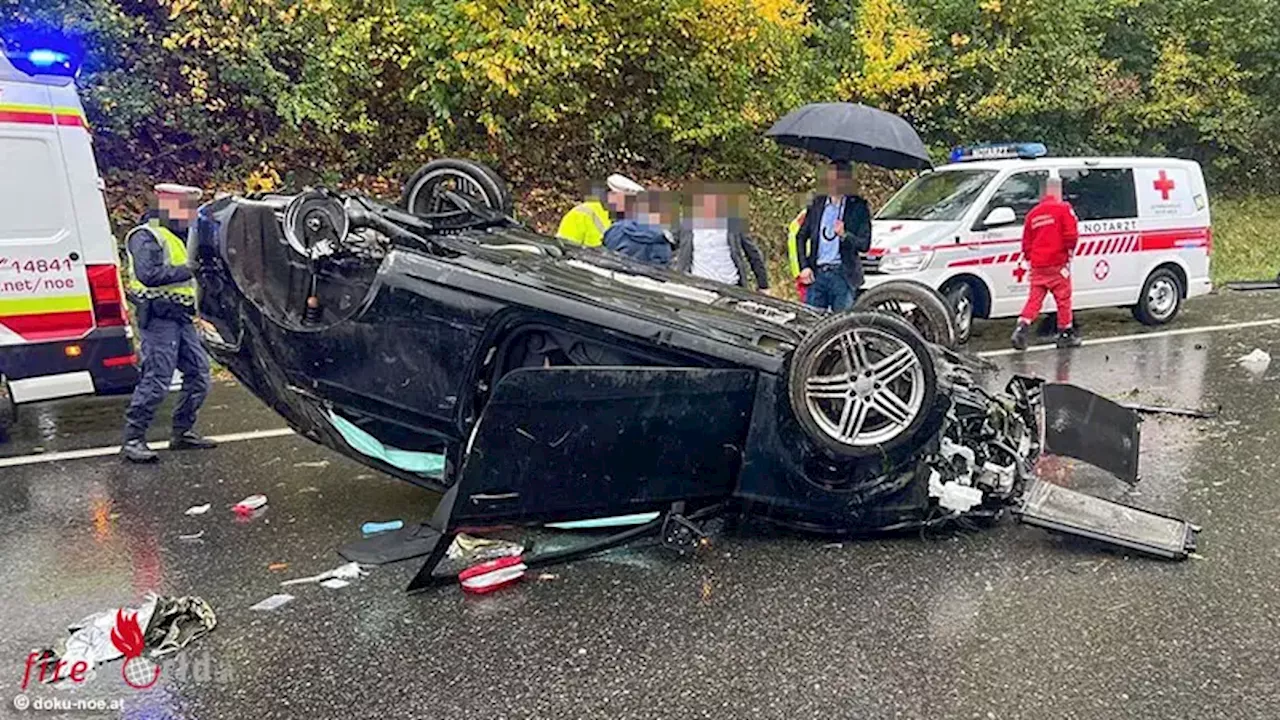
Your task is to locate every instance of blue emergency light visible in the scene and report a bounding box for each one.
[1,28,83,78]
[949,143,1048,163]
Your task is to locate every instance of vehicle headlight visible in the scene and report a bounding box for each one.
[877,251,934,273]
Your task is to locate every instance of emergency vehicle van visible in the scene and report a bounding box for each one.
[864,143,1212,342]
[0,34,137,429]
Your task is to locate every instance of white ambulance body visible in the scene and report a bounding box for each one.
[863,144,1212,341]
[0,38,137,425]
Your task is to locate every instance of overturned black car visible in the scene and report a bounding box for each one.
[190,160,1199,590]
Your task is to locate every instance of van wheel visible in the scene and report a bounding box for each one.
[0,378,15,439]
[1133,267,1183,325]
[788,311,937,458]
[941,279,976,344]
[854,280,957,348]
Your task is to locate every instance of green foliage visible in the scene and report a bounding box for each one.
[3,0,1279,222]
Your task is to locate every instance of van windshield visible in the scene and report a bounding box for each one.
[876,170,997,222]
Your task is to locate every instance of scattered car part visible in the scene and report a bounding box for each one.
[854,279,958,348]
[1042,384,1141,485]
[459,556,527,594]
[1014,480,1199,559]
[1125,402,1219,419]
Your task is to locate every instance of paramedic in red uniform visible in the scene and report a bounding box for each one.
[1011,176,1082,350]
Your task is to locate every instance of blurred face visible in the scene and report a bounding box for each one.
[1045,178,1064,200]
[823,164,853,195]
[158,196,198,224]
[693,192,720,221]
[606,190,629,214]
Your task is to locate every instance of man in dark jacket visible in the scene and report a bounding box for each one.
[796,162,872,311]
[673,188,769,290]
[602,191,674,266]
[119,183,217,463]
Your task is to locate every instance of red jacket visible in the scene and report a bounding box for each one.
[1021,197,1079,269]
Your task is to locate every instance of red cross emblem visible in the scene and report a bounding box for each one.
[1012,264,1027,283]
[1153,170,1175,201]
[1094,259,1110,281]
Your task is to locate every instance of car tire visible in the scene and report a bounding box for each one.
[0,377,16,439]
[1132,267,1183,325]
[788,311,938,459]
[854,280,958,348]
[941,279,977,345]
[400,159,514,217]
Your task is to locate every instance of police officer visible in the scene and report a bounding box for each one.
[556,174,644,247]
[120,183,217,463]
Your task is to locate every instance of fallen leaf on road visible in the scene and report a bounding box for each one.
[268,563,289,571]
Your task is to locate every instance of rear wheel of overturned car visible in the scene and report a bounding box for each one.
[788,311,938,458]
[401,159,514,217]
[1132,266,1183,325]
[940,278,977,344]
[854,279,958,349]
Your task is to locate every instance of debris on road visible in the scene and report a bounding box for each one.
[184,503,211,516]
[280,561,368,586]
[178,531,205,541]
[362,519,404,536]
[232,494,268,516]
[446,533,524,564]
[267,562,289,572]
[293,460,330,469]
[249,594,294,611]
[459,556,527,594]
[1125,403,1220,419]
[35,594,216,685]
[1238,348,1272,375]
[319,578,350,590]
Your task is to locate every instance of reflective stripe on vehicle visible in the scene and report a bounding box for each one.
[0,103,86,127]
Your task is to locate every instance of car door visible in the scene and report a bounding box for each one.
[1059,167,1140,306]
[970,169,1049,317]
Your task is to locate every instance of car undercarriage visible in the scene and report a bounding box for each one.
[189,160,1200,591]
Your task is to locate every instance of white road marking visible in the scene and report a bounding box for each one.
[976,317,1280,359]
[0,427,295,469]
[2,316,1279,469]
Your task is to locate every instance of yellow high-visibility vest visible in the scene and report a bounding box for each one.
[786,208,806,278]
[556,199,612,247]
[126,220,196,305]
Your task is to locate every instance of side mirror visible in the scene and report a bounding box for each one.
[983,206,1017,227]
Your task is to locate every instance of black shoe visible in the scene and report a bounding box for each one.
[1056,327,1083,348]
[1010,323,1031,351]
[121,439,159,463]
[170,431,218,451]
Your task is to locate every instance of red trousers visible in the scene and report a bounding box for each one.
[1019,265,1073,329]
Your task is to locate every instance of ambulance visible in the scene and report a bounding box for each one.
[0,32,137,429]
[864,143,1212,343]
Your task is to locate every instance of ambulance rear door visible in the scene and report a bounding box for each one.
[0,77,95,348]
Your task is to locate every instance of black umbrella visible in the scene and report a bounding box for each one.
[765,103,932,170]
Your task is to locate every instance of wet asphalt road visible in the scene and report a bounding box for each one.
[2,291,1279,719]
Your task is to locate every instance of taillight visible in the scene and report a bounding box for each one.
[86,264,128,327]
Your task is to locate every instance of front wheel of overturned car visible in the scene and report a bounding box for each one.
[1132,266,1184,326]
[400,159,514,217]
[788,311,938,459]
[854,279,958,349]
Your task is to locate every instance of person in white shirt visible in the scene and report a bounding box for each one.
[673,186,770,291]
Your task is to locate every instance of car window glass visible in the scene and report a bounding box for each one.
[979,170,1049,226]
[877,170,996,222]
[1061,168,1137,220]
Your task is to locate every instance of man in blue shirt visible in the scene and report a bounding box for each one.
[795,162,872,312]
